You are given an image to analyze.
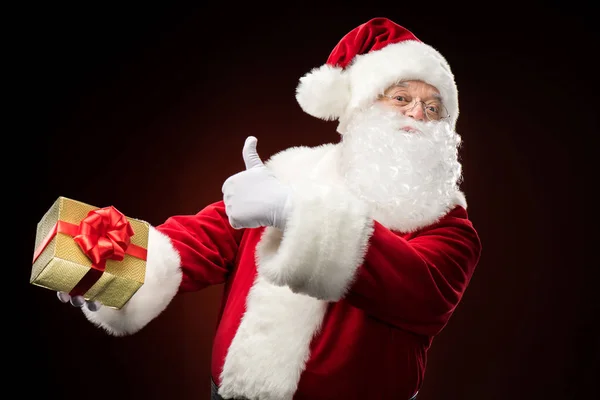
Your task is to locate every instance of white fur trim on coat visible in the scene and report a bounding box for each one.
[82,226,182,336]
[256,181,374,301]
[218,276,327,400]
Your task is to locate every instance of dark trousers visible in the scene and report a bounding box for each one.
[211,377,418,399]
[211,377,224,400]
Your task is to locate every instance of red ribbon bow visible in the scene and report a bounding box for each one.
[73,206,134,266]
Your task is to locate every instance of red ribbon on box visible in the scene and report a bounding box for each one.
[32,206,148,298]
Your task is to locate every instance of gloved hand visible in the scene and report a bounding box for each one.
[56,291,102,312]
[222,136,292,230]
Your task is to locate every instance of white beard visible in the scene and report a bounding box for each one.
[339,103,463,232]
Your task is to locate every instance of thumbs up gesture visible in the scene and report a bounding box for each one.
[222,136,292,230]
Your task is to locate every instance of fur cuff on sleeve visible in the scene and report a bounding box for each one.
[256,183,374,301]
[82,226,182,336]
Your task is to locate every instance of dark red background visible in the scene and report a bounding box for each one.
[15,3,598,399]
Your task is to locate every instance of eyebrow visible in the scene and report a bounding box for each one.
[388,83,443,102]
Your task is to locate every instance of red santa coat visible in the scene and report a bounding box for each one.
[82,143,482,400]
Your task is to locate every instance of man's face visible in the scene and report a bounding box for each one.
[377,80,448,128]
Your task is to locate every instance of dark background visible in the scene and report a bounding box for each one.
[14,2,598,399]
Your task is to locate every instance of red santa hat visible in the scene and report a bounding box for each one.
[295,17,459,131]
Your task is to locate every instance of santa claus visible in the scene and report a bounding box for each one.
[59,17,482,400]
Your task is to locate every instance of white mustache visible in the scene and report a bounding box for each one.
[347,105,438,136]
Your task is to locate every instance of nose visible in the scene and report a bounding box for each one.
[404,101,425,121]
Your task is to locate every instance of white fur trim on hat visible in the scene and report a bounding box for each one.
[296,40,459,129]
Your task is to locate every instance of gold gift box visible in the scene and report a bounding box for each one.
[31,196,148,309]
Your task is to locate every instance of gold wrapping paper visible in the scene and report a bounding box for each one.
[30,197,148,309]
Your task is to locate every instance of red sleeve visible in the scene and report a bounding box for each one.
[344,206,482,336]
[156,201,244,292]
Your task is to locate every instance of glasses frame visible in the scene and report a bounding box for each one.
[378,94,451,122]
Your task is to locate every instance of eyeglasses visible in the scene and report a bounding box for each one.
[378,94,450,122]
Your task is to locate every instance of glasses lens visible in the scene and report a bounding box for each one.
[405,101,446,121]
[425,104,449,121]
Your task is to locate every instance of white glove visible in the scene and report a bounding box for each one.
[57,291,102,312]
[222,136,292,230]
